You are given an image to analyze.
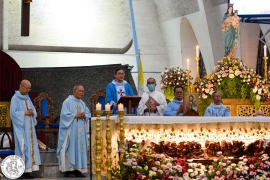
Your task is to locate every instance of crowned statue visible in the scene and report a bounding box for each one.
[222,3,240,58]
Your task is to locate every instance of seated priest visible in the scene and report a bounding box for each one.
[106,68,134,114]
[137,77,167,116]
[254,110,264,117]
[164,85,184,116]
[204,91,230,117]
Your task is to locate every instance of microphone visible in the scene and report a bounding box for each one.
[140,88,151,116]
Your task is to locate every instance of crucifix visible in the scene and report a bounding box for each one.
[21,0,32,36]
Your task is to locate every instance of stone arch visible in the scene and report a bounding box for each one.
[180,17,198,82]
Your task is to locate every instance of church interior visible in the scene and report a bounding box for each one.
[1,0,270,179]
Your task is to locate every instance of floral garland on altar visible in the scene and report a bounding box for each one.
[160,67,192,100]
[198,58,270,114]
[112,141,270,180]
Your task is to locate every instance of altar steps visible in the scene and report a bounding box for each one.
[30,149,93,178]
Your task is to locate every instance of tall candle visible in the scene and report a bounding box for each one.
[187,59,190,70]
[96,103,101,110]
[118,103,123,111]
[264,45,267,57]
[105,103,110,111]
[196,45,199,57]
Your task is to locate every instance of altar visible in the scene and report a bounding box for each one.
[91,116,270,175]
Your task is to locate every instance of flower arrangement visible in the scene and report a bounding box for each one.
[112,140,270,180]
[112,141,189,180]
[160,67,192,100]
[198,58,269,114]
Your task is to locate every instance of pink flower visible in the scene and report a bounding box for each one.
[216,170,221,175]
[155,161,160,165]
[152,167,157,171]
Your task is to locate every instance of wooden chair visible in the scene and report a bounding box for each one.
[0,127,15,159]
[33,92,59,150]
[90,90,106,116]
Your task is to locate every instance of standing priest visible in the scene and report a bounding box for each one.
[10,79,41,179]
[137,77,167,116]
[57,84,91,178]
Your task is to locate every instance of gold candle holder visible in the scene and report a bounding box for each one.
[117,110,126,158]
[186,70,191,93]
[195,57,201,85]
[94,110,103,180]
[105,110,113,180]
[263,56,269,83]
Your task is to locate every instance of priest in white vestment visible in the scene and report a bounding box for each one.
[137,78,167,116]
[10,79,41,179]
[57,84,91,178]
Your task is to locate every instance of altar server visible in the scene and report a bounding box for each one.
[164,86,184,116]
[57,84,91,178]
[106,68,134,114]
[10,79,41,179]
[137,77,167,116]
[204,91,230,117]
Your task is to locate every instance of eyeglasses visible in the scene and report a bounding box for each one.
[175,92,183,94]
[22,85,31,91]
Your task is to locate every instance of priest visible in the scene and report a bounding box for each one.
[106,68,134,114]
[10,79,41,179]
[137,77,167,116]
[57,84,91,178]
[204,91,230,116]
[164,85,184,116]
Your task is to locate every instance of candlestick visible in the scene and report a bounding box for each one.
[263,56,269,83]
[104,110,113,180]
[264,45,267,57]
[105,103,110,111]
[187,59,190,70]
[94,109,104,180]
[196,45,199,57]
[118,103,123,111]
[117,110,125,159]
[96,103,101,110]
[186,70,191,93]
[194,57,201,85]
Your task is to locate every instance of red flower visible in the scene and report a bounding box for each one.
[130,173,135,178]
[142,154,147,159]
[117,174,122,178]
[137,174,142,179]
[148,159,153,164]
[137,158,141,163]
[132,135,135,140]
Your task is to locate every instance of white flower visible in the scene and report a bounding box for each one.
[229,73,235,78]
[188,169,194,173]
[256,95,261,100]
[258,88,262,95]
[253,86,258,93]
[202,93,207,99]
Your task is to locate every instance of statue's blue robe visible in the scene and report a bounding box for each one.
[204,103,230,117]
[164,98,183,116]
[10,91,41,170]
[57,95,91,172]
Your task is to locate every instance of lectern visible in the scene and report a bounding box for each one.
[117,96,141,114]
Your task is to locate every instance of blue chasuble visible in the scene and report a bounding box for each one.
[10,91,41,170]
[57,95,91,172]
[204,103,230,117]
[106,80,134,114]
[164,98,183,116]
